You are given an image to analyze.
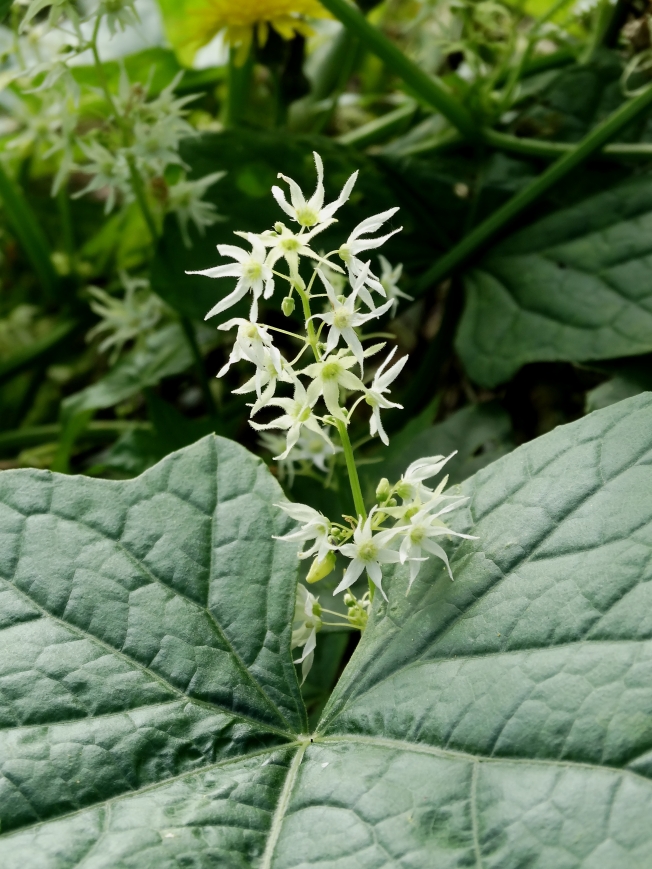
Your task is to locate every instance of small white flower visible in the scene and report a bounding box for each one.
[189,234,274,323]
[338,208,402,289]
[98,0,140,36]
[335,510,402,600]
[167,171,225,248]
[313,266,393,373]
[365,346,408,445]
[396,453,458,504]
[378,255,413,316]
[233,344,288,415]
[290,584,322,684]
[272,151,358,229]
[216,318,276,377]
[288,430,340,472]
[275,502,332,562]
[72,140,132,214]
[302,351,366,419]
[250,376,331,460]
[261,222,337,289]
[395,503,477,590]
[86,271,163,363]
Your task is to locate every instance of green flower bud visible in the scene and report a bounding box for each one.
[281,296,295,316]
[306,550,337,584]
[375,477,391,502]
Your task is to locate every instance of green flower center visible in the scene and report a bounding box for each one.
[296,207,318,227]
[281,236,300,252]
[321,361,341,381]
[358,540,378,562]
[243,261,262,281]
[410,526,425,544]
[333,309,351,330]
[297,405,312,423]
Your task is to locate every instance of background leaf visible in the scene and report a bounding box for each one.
[457,176,652,386]
[150,130,432,321]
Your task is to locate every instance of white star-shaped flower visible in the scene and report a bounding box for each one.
[261,222,337,289]
[365,346,408,445]
[396,453,458,504]
[313,266,393,373]
[378,255,413,316]
[395,502,477,590]
[338,208,402,290]
[250,376,331,459]
[232,344,288,415]
[302,351,366,419]
[216,318,276,378]
[290,584,322,684]
[335,509,402,600]
[187,232,274,323]
[275,502,333,562]
[272,151,358,229]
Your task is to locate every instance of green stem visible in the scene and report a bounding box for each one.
[179,315,218,417]
[226,46,253,127]
[483,128,652,161]
[337,101,418,148]
[296,284,320,360]
[126,154,158,243]
[0,162,60,302]
[335,418,366,521]
[416,82,652,292]
[318,0,476,139]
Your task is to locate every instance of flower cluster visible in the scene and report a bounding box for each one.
[189,153,476,677]
[7,1,223,245]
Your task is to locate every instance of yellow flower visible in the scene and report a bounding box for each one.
[158,0,329,66]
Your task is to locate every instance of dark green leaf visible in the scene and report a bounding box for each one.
[457,176,652,386]
[3,396,652,865]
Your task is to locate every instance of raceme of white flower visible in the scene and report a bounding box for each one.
[188,153,477,678]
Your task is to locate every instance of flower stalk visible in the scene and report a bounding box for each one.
[188,152,478,679]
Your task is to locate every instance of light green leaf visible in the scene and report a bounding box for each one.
[2,396,652,866]
[457,177,652,386]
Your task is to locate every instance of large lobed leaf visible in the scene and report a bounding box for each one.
[1,395,652,866]
[458,177,652,386]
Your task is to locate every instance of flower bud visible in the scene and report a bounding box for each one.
[306,550,336,583]
[281,296,295,316]
[343,591,356,608]
[375,477,391,503]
